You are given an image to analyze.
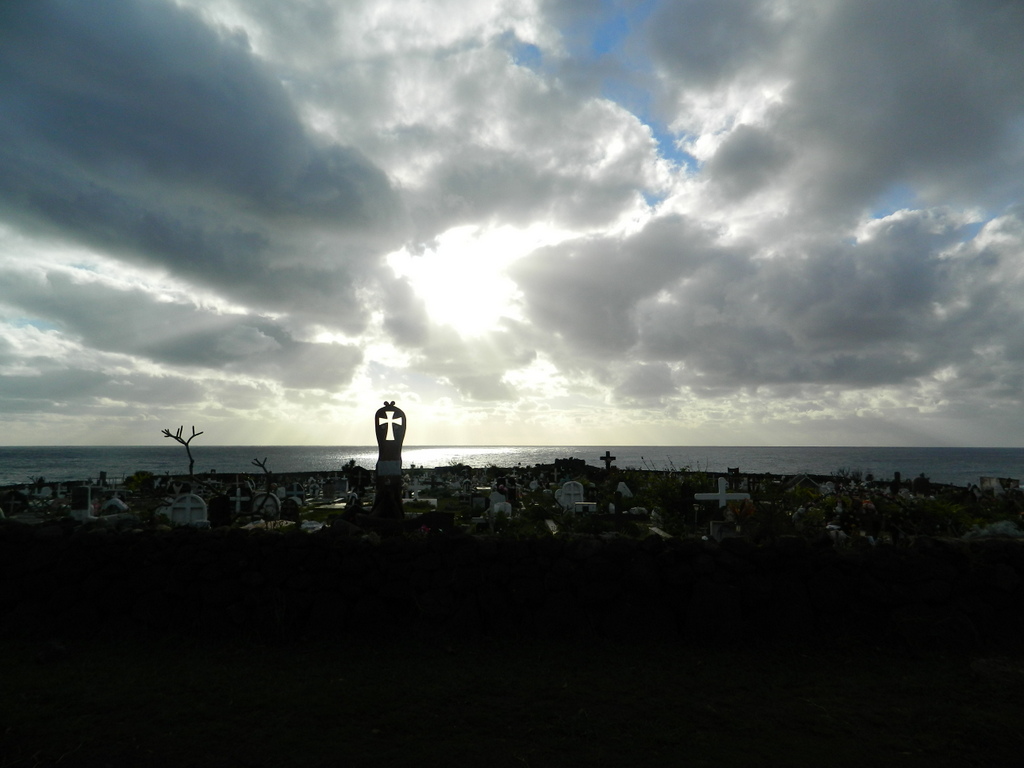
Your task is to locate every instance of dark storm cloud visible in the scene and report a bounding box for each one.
[378,275,431,348]
[409,147,628,233]
[511,206,1024,403]
[0,370,111,412]
[645,0,787,87]
[0,367,212,423]
[0,268,363,390]
[705,124,791,200]
[510,215,718,359]
[614,361,675,403]
[652,0,1024,219]
[0,0,402,317]
[780,0,1024,216]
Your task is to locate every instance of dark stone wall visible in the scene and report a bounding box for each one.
[2,523,1022,651]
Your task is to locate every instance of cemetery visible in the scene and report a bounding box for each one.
[3,404,1024,766]
[2,403,1024,652]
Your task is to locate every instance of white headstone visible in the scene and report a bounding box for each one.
[168,494,207,526]
[101,496,130,514]
[555,481,585,510]
[251,492,281,519]
[489,501,513,520]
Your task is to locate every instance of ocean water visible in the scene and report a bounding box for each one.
[2,445,1023,488]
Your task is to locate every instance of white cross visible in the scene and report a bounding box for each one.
[171,494,206,525]
[229,486,250,513]
[694,477,751,508]
[378,410,403,441]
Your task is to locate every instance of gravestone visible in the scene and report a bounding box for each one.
[695,477,751,538]
[472,500,513,532]
[284,482,305,502]
[251,492,281,519]
[168,494,208,526]
[1,490,28,518]
[471,488,490,511]
[281,497,301,522]
[709,520,740,541]
[370,401,406,519]
[573,501,598,515]
[322,479,336,501]
[69,486,100,521]
[227,484,252,515]
[599,450,616,470]
[100,496,130,514]
[555,481,585,510]
[490,500,513,518]
[208,494,232,527]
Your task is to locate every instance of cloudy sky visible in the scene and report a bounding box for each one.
[2,0,1024,447]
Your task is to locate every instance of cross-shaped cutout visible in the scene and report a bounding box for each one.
[378,410,403,441]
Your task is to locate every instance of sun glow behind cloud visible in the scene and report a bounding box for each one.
[386,224,569,336]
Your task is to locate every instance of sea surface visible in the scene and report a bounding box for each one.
[2,445,1023,488]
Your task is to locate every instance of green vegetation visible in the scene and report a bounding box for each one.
[3,633,1022,767]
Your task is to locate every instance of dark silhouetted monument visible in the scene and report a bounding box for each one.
[371,401,406,519]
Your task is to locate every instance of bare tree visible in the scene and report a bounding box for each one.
[251,456,278,519]
[162,425,204,479]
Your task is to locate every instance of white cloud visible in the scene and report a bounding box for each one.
[1,0,1024,445]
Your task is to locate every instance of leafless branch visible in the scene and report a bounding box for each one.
[162,425,204,478]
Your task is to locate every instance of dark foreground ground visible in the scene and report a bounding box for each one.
[2,632,1023,768]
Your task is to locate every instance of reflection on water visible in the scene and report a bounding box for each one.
[2,445,1023,487]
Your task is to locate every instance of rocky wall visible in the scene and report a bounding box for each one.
[1,523,1022,651]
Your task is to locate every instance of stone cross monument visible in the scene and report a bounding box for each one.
[371,401,406,518]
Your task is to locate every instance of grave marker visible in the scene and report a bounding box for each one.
[168,493,208,526]
[208,494,232,527]
[371,401,406,519]
[227,484,252,515]
[251,492,281,519]
[284,482,305,502]
[695,477,751,540]
[555,481,585,510]
[694,477,750,508]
